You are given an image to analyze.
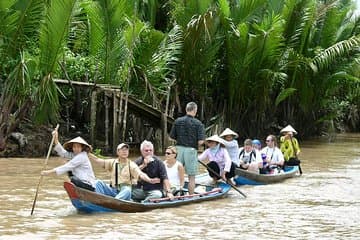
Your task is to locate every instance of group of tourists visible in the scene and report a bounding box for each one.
[41,101,302,202]
[218,124,302,179]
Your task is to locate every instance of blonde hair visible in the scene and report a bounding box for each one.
[166,145,177,157]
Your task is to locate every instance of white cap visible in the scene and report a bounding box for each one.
[117,143,129,150]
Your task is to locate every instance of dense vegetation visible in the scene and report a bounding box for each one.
[1,0,359,151]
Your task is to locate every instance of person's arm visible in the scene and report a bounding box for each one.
[163,179,174,199]
[41,168,56,176]
[197,123,206,148]
[223,148,232,173]
[88,153,106,168]
[138,171,160,184]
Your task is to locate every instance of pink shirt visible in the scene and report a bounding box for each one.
[198,147,232,173]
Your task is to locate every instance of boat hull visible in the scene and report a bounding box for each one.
[64,181,231,213]
[234,166,300,185]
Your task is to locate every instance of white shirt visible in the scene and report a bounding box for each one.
[260,146,284,166]
[238,147,262,165]
[165,161,181,189]
[53,143,96,187]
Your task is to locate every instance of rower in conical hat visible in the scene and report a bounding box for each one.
[280,125,297,135]
[63,136,92,152]
[220,128,239,138]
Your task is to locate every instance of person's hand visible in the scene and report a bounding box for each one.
[41,170,52,176]
[167,191,174,200]
[52,129,59,145]
[143,156,154,165]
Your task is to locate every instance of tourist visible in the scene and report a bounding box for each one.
[89,143,159,200]
[170,102,206,194]
[164,146,185,195]
[238,139,262,172]
[260,135,284,174]
[252,139,262,151]
[132,140,174,202]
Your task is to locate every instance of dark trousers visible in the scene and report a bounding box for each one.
[207,161,236,179]
[71,176,95,191]
[284,157,302,174]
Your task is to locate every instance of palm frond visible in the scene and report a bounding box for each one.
[39,0,76,74]
[311,35,360,72]
[275,87,297,105]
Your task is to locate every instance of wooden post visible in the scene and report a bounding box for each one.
[90,90,98,146]
[161,113,167,154]
[113,91,119,153]
[104,92,110,152]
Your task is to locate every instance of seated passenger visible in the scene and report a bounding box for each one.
[198,135,236,185]
[133,140,174,202]
[252,139,262,151]
[89,143,159,200]
[164,146,185,195]
[238,139,262,173]
[220,128,240,165]
[260,135,284,174]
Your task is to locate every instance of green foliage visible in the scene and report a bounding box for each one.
[1,0,360,144]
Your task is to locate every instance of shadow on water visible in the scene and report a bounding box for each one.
[0,133,359,239]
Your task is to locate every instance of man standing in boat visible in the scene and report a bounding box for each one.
[170,102,206,194]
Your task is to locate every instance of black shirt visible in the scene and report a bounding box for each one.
[134,156,168,191]
[170,114,205,149]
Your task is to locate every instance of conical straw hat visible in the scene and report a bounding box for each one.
[63,136,92,152]
[205,135,225,145]
[280,125,297,135]
[219,128,239,138]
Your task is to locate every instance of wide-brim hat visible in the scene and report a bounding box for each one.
[219,128,238,138]
[63,136,92,152]
[280,125,298,135]
[206,134,225,145]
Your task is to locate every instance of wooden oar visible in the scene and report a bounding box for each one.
[30,124,59,215]
[198,160,247,198]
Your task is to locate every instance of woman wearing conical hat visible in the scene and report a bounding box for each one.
[41,128,96,191]
[198,135,236,184]
[279,125,302,174]
[220,128,239,165]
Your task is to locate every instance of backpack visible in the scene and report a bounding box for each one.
[239,149,256,163]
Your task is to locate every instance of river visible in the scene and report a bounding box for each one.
[0,133,359,239]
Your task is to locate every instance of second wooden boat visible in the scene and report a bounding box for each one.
[234,166,300,185]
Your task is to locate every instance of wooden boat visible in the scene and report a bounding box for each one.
[234,166,300,185]
[64,180,231,213]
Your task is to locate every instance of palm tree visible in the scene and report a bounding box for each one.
[0,0,76,150]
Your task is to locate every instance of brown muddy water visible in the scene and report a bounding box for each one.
[0,133,359,240]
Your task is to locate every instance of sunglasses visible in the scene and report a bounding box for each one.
[165,152,173,155]
[266,139,272,142]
